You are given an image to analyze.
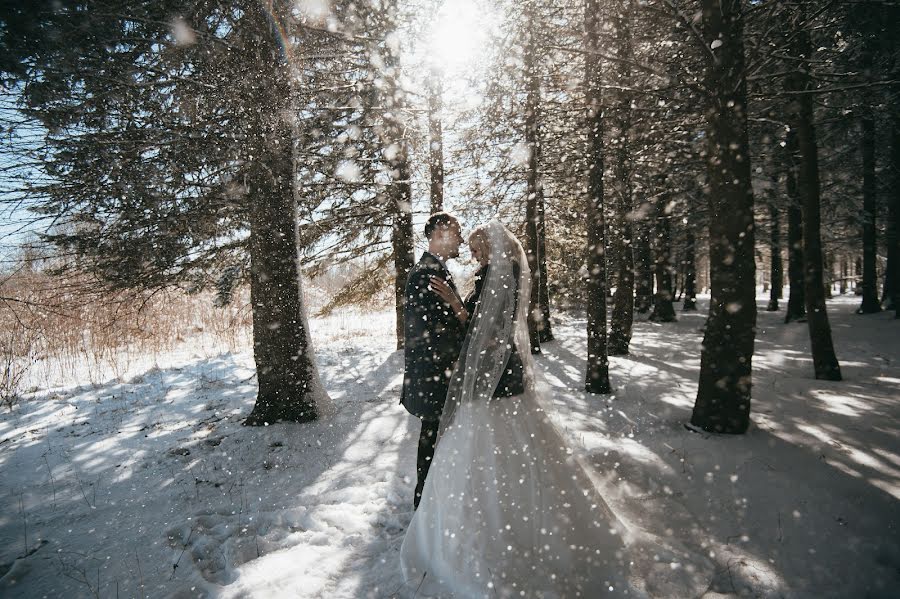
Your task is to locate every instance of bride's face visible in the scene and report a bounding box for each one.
[469,235,489,267]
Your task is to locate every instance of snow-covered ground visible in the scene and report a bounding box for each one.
[0,295,897,598]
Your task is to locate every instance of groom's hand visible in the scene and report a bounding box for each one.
[429,276,468,324]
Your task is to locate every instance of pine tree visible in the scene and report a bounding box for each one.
[690,0,757,434]
[608,0,636,355]
[583,0,611,394]
[0,0,358,423]
[784,0,842,381]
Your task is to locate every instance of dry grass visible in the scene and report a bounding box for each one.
[0,261,397,407]
[0,269,254,402]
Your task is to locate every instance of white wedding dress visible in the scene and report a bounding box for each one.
[400,221,633,598]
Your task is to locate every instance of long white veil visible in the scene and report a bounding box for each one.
[405,220,707,597]
[437,219,536,440]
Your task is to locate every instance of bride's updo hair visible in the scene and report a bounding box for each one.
[468,225,490,258]
[468,222,520,270]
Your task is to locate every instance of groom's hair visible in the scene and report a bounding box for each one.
[424,212,457,239]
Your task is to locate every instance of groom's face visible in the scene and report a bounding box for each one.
[442,220,463,259]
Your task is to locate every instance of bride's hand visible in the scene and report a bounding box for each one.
[430,276,468,323]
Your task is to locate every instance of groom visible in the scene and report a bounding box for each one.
[400,212,466,509]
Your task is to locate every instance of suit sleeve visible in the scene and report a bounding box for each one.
[404,268,432,350]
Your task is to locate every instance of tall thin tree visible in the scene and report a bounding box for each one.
[784,130,807,323]
[649,184,677,322]
[523,6,553,352]
[786,2,842,380]
[427,67,445,214]
[857,114,880,313]
[380,5,416,350]
[682,224,698,311]
[609,0,636,355]
[584,0,611,394]
[767,194,783,312]
[890,106,900,317]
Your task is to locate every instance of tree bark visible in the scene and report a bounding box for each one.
[787,5,842,380]
[391,162,415,350]
[767,200,782,311]
[858,116,881,313]
[609,0,635,355]
[427,70,444,215]
[524,15,550,353]
[537,199,554,342]
[690,0,756,434]
[649,188,677,322]
[634,214,654,313]
[245,2,326,425]
[824,254,833,299]
[784,129,806,323]
[682,227,697,311]
[584,0,611,394]
[889,109,900,317]
[840,258,847,294]
[381,13,415,351]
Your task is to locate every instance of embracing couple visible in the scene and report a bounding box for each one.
[398,213,632,597]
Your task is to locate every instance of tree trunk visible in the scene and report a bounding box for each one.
[690,0,756,435]
[889,109,900,316]
[634,214,654,313]
[858,116,881,313]
[788,6,842,380]
[524,16,550,353]
[674,258,682,301]
[428,70,444,215]
[245,2,326,425]
[855,256,862,291]
[382,16,415,351]
[649,189,677,322]
[609,0,635,355]
[537,199,554,342]
[767,200,782,311]
[682,227,697,311]
[784,130,806,323]
[840,259,847,294]
[584,0,611,394]
[392,163,415,350]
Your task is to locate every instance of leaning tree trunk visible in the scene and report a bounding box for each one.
[682,226,698,311]
[634,214,654,313]
[690,0,756,434]
[245,2,326,425]
[767,199,783,311]
[649,188,677,322]
[858,116,881,313]
[784,130,806,323]
[523,15,550,353]
[609,0,635,355]
[584,0,612,394]
[428,69,445,215]
[788,7,842,380]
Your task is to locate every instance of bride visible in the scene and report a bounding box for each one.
[400,219,633,598]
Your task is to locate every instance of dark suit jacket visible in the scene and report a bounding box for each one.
[400,252,466,421]
[464,264,526,398]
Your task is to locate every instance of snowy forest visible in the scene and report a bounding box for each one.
[0,0,898,597]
